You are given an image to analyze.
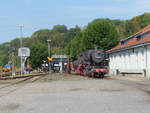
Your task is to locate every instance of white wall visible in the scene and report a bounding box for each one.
[109,45,150,77]
[146,45,150,77]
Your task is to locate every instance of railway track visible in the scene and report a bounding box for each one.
[0,72,11,78]
[0,73,48,98]
[0,72,48,80]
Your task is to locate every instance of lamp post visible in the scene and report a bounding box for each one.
[47,40,52,75]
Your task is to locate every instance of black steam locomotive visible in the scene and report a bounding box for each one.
[72,49,108,78]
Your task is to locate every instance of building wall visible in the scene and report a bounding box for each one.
[109,45,150,77]
[147,45,150,77]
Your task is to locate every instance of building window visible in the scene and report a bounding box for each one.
[132,48,134,53]
[136,35,142,41]
[120,41,125,45]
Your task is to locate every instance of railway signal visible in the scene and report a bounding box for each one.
[47,57,53,61]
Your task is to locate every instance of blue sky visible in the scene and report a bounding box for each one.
[0,0,150,44]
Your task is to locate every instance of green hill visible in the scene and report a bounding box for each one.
[112,13,150,39]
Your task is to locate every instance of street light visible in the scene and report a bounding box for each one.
[47,40,52,75]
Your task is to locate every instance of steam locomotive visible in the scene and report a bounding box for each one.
[71,49,108,78]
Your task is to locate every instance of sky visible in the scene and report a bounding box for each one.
[0,0,150,44]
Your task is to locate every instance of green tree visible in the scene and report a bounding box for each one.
[0,43,10,66]
[30,42,48,69]
[65,19,119,57]
[65,31,85,58]
[52,25,68,33]
[83,19,119,50]
[31,29,51,44]
[64,25,81,43]
[0,54,9,66]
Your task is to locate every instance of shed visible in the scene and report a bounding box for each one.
[108,25,150,77]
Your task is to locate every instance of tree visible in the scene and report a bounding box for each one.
[0,43,10,66]
[83,19,119,50]
[0,54,9,66]
[52,25,68,33]
[65,19,119,57]
[30,42,48,69]
[31,29,51,44]
[64,25,81,43]
[65,31,85,58]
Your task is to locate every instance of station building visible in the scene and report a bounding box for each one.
[108,25,150,78]
[51,55,68,72]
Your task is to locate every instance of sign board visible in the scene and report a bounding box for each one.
[52,55,67,59]
[42,64,48,67]
[18,47,30,57]
[54,64,59,66]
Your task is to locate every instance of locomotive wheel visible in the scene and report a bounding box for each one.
[94,72,100,78]
[99,73,104,78]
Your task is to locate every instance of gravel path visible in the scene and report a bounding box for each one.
[0,73,150,113]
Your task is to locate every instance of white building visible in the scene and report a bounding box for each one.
[108,25,150,78]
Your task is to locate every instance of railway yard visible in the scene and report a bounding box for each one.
[0,73,150,113]
[1,0,150,111]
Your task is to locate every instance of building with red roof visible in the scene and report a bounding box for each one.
[108,25,150,77]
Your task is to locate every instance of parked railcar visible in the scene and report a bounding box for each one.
[2,64,11,72]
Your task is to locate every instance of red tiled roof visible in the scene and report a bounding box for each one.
[108,25,150,52]
[138,24,150,34]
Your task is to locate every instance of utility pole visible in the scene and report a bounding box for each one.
[47,40,52,77]
[19,25,24,76]
[11,49,16,76]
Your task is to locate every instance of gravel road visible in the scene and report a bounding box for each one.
[0,73,150,113]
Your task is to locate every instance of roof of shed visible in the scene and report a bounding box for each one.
[108,25,150,52]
